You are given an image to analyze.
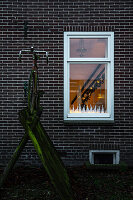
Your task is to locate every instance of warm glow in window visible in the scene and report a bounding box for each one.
[70,38,108,58]
[64,32,114,123]
[70,64,107,114]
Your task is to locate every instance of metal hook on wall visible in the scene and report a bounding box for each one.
[24,21,28,38]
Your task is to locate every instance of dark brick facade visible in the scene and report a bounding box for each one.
[0,0,133,166]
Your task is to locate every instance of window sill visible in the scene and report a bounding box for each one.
[64,116,114,123]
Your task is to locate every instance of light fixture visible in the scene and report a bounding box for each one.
[77,39,87,57]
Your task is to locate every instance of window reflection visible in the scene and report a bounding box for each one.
[70,38,108,58]
[70,64,107,113]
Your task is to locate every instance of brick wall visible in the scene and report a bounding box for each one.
[0,0,133,166]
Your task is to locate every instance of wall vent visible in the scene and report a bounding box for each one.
[89,150,120,164]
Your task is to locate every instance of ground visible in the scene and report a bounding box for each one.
[0,165,133,200]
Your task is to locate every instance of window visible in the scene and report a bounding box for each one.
[89,150,120,165]
[64,32,114,123]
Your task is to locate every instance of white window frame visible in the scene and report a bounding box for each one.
[64,32,114,123]
[89,150,120,165]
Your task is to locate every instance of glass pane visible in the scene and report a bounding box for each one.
[94,154,113,164]
[70,38,108,58]
[70,64,107,114]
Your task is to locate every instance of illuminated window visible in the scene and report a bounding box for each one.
[64,32,114,123]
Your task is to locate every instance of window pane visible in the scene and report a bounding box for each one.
[70,38,108,58]
[70,64,107,113]
[94,154,113,164]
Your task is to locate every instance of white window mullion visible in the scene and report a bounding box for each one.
[68,58,110,62]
